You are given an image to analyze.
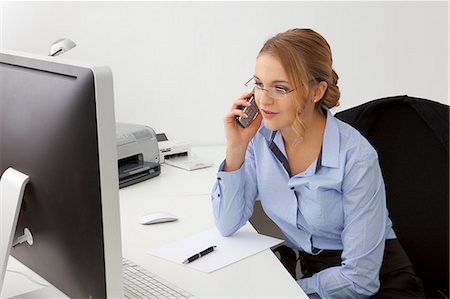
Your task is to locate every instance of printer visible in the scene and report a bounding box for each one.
[116,123,160,188]
[156,133,191,163]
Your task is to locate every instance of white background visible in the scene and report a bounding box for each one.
[1,1,448,145]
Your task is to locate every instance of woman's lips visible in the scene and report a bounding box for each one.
[260,109,279,119]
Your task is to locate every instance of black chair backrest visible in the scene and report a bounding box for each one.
[335,95,449,298]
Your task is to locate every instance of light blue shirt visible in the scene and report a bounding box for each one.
[212,109,396,298]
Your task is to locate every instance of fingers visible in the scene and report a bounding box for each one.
[223,93,260,148]
[228,93,254,118]
[230,92,253,109]
[223,110,244,126]
[232,107,248,119]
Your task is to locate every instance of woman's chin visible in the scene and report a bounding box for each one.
[262,119,279,131]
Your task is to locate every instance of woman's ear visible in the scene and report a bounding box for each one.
[313,81,328,103]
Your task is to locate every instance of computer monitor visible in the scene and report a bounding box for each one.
[0,50,123,298]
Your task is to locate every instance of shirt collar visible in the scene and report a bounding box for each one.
[321,108,340,168]
[258,121,273,141]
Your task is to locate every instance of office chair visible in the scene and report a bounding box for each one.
[335,95,449,298]
[250,95,449,297]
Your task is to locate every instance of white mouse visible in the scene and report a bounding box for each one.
[139,212,178,225]
[49,38,77,56]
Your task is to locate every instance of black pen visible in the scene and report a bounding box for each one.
[182,245,217,264]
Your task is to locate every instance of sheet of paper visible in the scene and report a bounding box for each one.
[165,156,213,171]
[147,226,284,273]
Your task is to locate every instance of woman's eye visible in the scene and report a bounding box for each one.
[275,86,288,93]
[254,82,264,89]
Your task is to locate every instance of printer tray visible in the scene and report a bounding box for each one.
[119,161,160,189]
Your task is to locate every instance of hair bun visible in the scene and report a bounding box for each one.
[322,69,340,108]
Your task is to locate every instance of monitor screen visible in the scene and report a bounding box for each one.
[0,51,123,298]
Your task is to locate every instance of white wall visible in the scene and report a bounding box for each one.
[1,1,448,145]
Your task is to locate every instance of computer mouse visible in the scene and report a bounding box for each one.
[49,38,77,56]
[139,212,178,225]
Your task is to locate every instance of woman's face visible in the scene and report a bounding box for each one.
[253,54,298,132]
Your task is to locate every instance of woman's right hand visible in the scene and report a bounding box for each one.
[223,93,262,171]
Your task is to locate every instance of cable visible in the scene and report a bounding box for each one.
[6,269,49,287]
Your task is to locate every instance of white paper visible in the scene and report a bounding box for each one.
[147,227,283,273]
[164,156,213,171]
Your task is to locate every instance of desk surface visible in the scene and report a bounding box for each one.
[2,146,307,298]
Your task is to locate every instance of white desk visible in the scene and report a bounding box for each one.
[2,146,307,298]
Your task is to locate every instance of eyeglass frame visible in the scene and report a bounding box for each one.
[244,77,296,100]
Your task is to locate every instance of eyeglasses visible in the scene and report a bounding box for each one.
[245,78,295,101]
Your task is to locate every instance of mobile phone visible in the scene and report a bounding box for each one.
[236,94,259,128]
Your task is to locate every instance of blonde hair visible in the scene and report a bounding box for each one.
[258,28,340,142]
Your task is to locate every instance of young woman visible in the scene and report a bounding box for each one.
[212,29,424,298]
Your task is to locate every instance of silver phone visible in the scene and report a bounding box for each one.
[236,95,259,128]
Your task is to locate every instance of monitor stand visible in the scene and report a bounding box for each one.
[0,168,29,293]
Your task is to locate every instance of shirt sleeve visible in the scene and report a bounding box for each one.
[298,151,389,298]
[211,141,259,237]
